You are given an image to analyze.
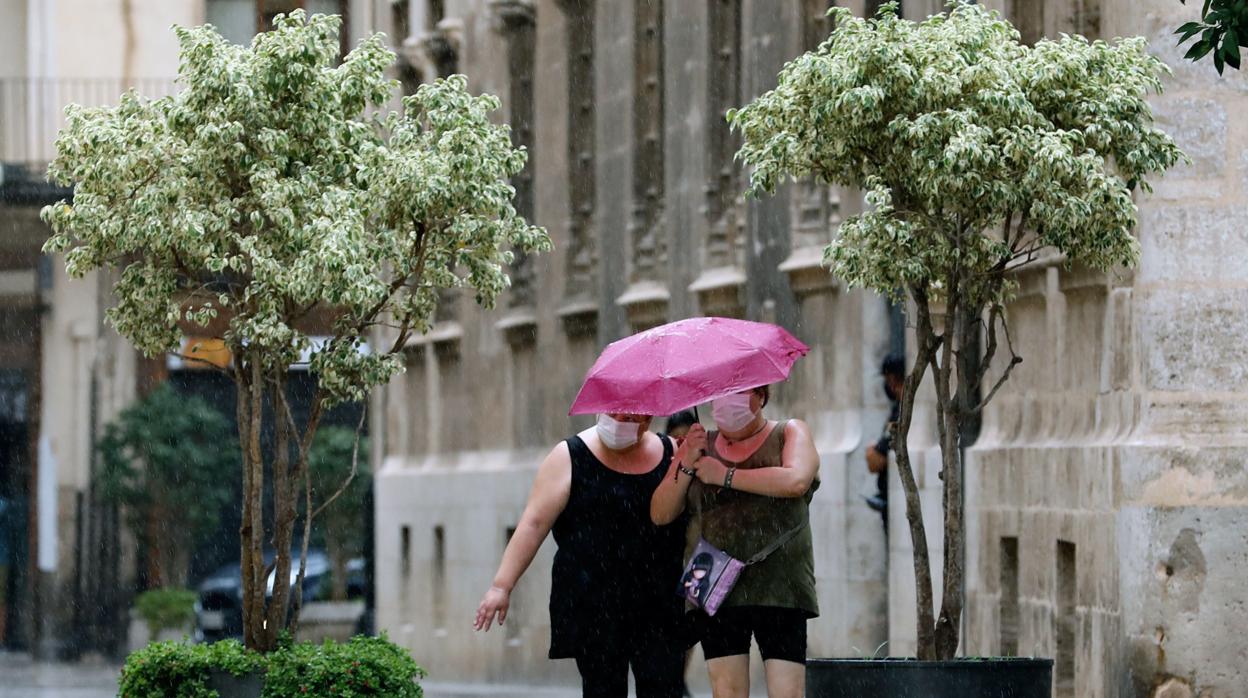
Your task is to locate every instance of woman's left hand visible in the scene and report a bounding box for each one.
[694,455,729,487]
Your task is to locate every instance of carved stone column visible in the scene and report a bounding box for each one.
[555,0,599,339]
[491,0,540,343]
[616,0,669,332]
[690,0,745,318]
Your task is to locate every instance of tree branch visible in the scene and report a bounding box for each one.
[968,311,1022,414]
[309,410,367,521]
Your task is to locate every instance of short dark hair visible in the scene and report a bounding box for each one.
[665,409,698,432]
[752,384,770,407]
[881,353,905,379]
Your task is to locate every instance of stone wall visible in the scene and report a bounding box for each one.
[373,0,896,688]
[956,1,1248,697]
[374,0,1248,694]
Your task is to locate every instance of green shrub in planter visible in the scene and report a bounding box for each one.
[134,588,199,640]
[119,640,262,698]
[264,636,426,697]
[118,636,424,698]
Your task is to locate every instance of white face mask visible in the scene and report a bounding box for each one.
[712,392,757,433]
[596,414,642,450]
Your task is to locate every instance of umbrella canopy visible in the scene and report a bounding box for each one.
[569,316,809,416]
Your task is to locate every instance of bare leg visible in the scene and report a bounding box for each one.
[682,649,694,697]
[706,654,750,698]
[762,659,804,698]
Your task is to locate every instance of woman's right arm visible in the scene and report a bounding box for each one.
[474,442,573,631]
[650,424,707,525]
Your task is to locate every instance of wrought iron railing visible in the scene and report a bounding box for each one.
[0,77,180,165]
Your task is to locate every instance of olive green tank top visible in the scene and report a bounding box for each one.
[685,421,819,617]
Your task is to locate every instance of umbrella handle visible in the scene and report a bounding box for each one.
[691,403,706,462]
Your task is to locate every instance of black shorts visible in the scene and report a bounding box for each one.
[696,606,808,664]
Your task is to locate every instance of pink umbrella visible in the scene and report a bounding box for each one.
[569,316,809,416]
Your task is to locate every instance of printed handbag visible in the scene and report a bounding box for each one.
[677,523,807,616]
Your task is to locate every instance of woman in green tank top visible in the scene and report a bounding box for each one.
[651,385,820,698]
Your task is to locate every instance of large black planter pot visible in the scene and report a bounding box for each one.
[206,669,264,698]
[807,657,1053,698]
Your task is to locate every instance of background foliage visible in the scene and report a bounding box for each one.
[1177,0,1248,73]
[98,384,237,588]
[133,588,199,640]
[307,426,369,601]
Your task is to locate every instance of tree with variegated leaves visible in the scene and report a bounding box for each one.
[42,10,548,652]
[730,2,1183,660]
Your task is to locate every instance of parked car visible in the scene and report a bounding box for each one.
[197,549,357,641]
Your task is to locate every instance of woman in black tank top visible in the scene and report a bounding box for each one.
[474,413,688,697]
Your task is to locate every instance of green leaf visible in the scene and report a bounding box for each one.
[1186,38,1217,59]
[1177,22,1205,42]
[1215,43,1227,72]
[1225,31,1242,66]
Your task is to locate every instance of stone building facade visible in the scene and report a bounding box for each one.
[372,1,1248,696]
[960,3,1248,697]
[0,0,393,657]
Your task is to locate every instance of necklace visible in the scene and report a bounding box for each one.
[721,418,769,445]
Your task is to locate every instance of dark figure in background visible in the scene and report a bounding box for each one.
[663,410,698,440]
[865,353,905,531]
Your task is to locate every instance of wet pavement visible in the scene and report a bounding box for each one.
[0,654,591,698]
[0,653,120,698]
[0,653,706,697]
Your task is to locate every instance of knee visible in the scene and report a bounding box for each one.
[708,669,749,698]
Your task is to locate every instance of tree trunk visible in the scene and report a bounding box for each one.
[264,367,296,649]
[236,355,270,651]
[895,288,942,660]
[232,355,324,651]
[159,527,191,590]
[931,300,978,659]
[146,503,164,589]
[329,543,349,602]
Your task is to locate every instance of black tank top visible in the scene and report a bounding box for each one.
[548,435,687,658]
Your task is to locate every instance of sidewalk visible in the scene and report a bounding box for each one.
[422,682,583,697]
[423,682,711,697]
[0,652,119,698]
[0,653,712,697]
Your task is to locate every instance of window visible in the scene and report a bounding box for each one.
[1000,536,1019,656]
[207,0,349,50]
[400,524,412,577]
[433,525,447,630]
[206,0,255,44]
[1056,540,1077,696]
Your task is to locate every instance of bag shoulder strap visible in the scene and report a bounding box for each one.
[743,520,808,566]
